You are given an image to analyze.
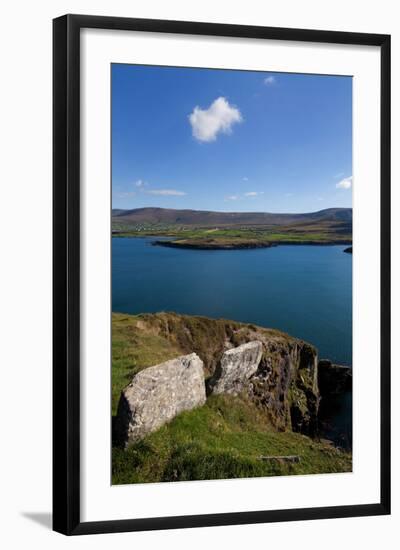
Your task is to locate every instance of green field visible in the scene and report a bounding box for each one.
[112,223,351,248]
[112,206,352,247]
[112,313,352,484]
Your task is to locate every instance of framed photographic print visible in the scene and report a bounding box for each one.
[53,14,391,535]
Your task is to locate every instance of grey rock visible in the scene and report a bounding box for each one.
[318,359,352,396]
[209,341,263,395]
[115,353,206,447]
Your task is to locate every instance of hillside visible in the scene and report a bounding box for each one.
[112,312,352,484]
[112,206,352,228]
[112,207,352,247]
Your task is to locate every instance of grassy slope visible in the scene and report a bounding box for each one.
[112,315,183,415]
[112,313,351,484]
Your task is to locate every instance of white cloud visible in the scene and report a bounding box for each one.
[132,180,186,196]
[244,191,264,197]
[225,195,239,201]
[242,177,249,181]
[145,189,186,196]
[116,191,136,198]
[263,75,276,86]
[189,97,242,142]
[336,176,352,189]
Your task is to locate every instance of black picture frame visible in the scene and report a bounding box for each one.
[53,14,391,536]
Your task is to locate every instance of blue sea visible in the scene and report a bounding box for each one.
[112,237,352,366]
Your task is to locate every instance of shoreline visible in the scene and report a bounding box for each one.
[112,234,352,249]
[151,239,352,250]
[151,239,273,250]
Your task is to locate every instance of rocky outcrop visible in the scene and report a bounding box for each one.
[208,341,263,395]
[317,360,352,449]
[289,344,320,435]
[114,313,323,440]
[208,338,319,435]
[318,360,352,396]
[246,341,319,436]
[115,353,206,447]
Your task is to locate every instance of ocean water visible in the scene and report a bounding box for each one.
[112,237,352,366]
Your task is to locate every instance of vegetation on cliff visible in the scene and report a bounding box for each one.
[112,312,351,484]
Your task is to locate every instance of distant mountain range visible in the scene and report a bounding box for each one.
[112,207,352,227]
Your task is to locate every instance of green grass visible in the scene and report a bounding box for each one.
[112,314,182,415]
[113,224,352,246]
[112,312,352,484]
[112,394,351,484]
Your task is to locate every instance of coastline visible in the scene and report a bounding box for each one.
[112,233,352,249]
[112,311,352,484]
[151,238,352,250]
[151,239,274,250]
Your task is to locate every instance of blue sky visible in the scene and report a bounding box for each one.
[112,64,352,213]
